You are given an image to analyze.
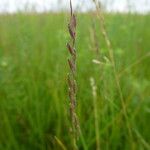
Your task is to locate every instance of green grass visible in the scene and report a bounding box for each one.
[0,13,150,150]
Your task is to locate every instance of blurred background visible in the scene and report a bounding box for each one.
[0,0,150,150]
[0,0,150,13]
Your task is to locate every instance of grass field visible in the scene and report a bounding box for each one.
[0,13,150,150]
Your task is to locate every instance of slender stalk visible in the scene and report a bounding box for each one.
[90,19,100,55]
[67,0,79,149]
[92,0,133,144]
[90,77,101,150]
[118,52,150,78]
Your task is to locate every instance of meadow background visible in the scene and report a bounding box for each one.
[0,0,150,150]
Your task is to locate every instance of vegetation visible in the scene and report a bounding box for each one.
[0,12,150,149]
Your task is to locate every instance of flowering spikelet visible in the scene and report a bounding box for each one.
[67,0,79,149]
